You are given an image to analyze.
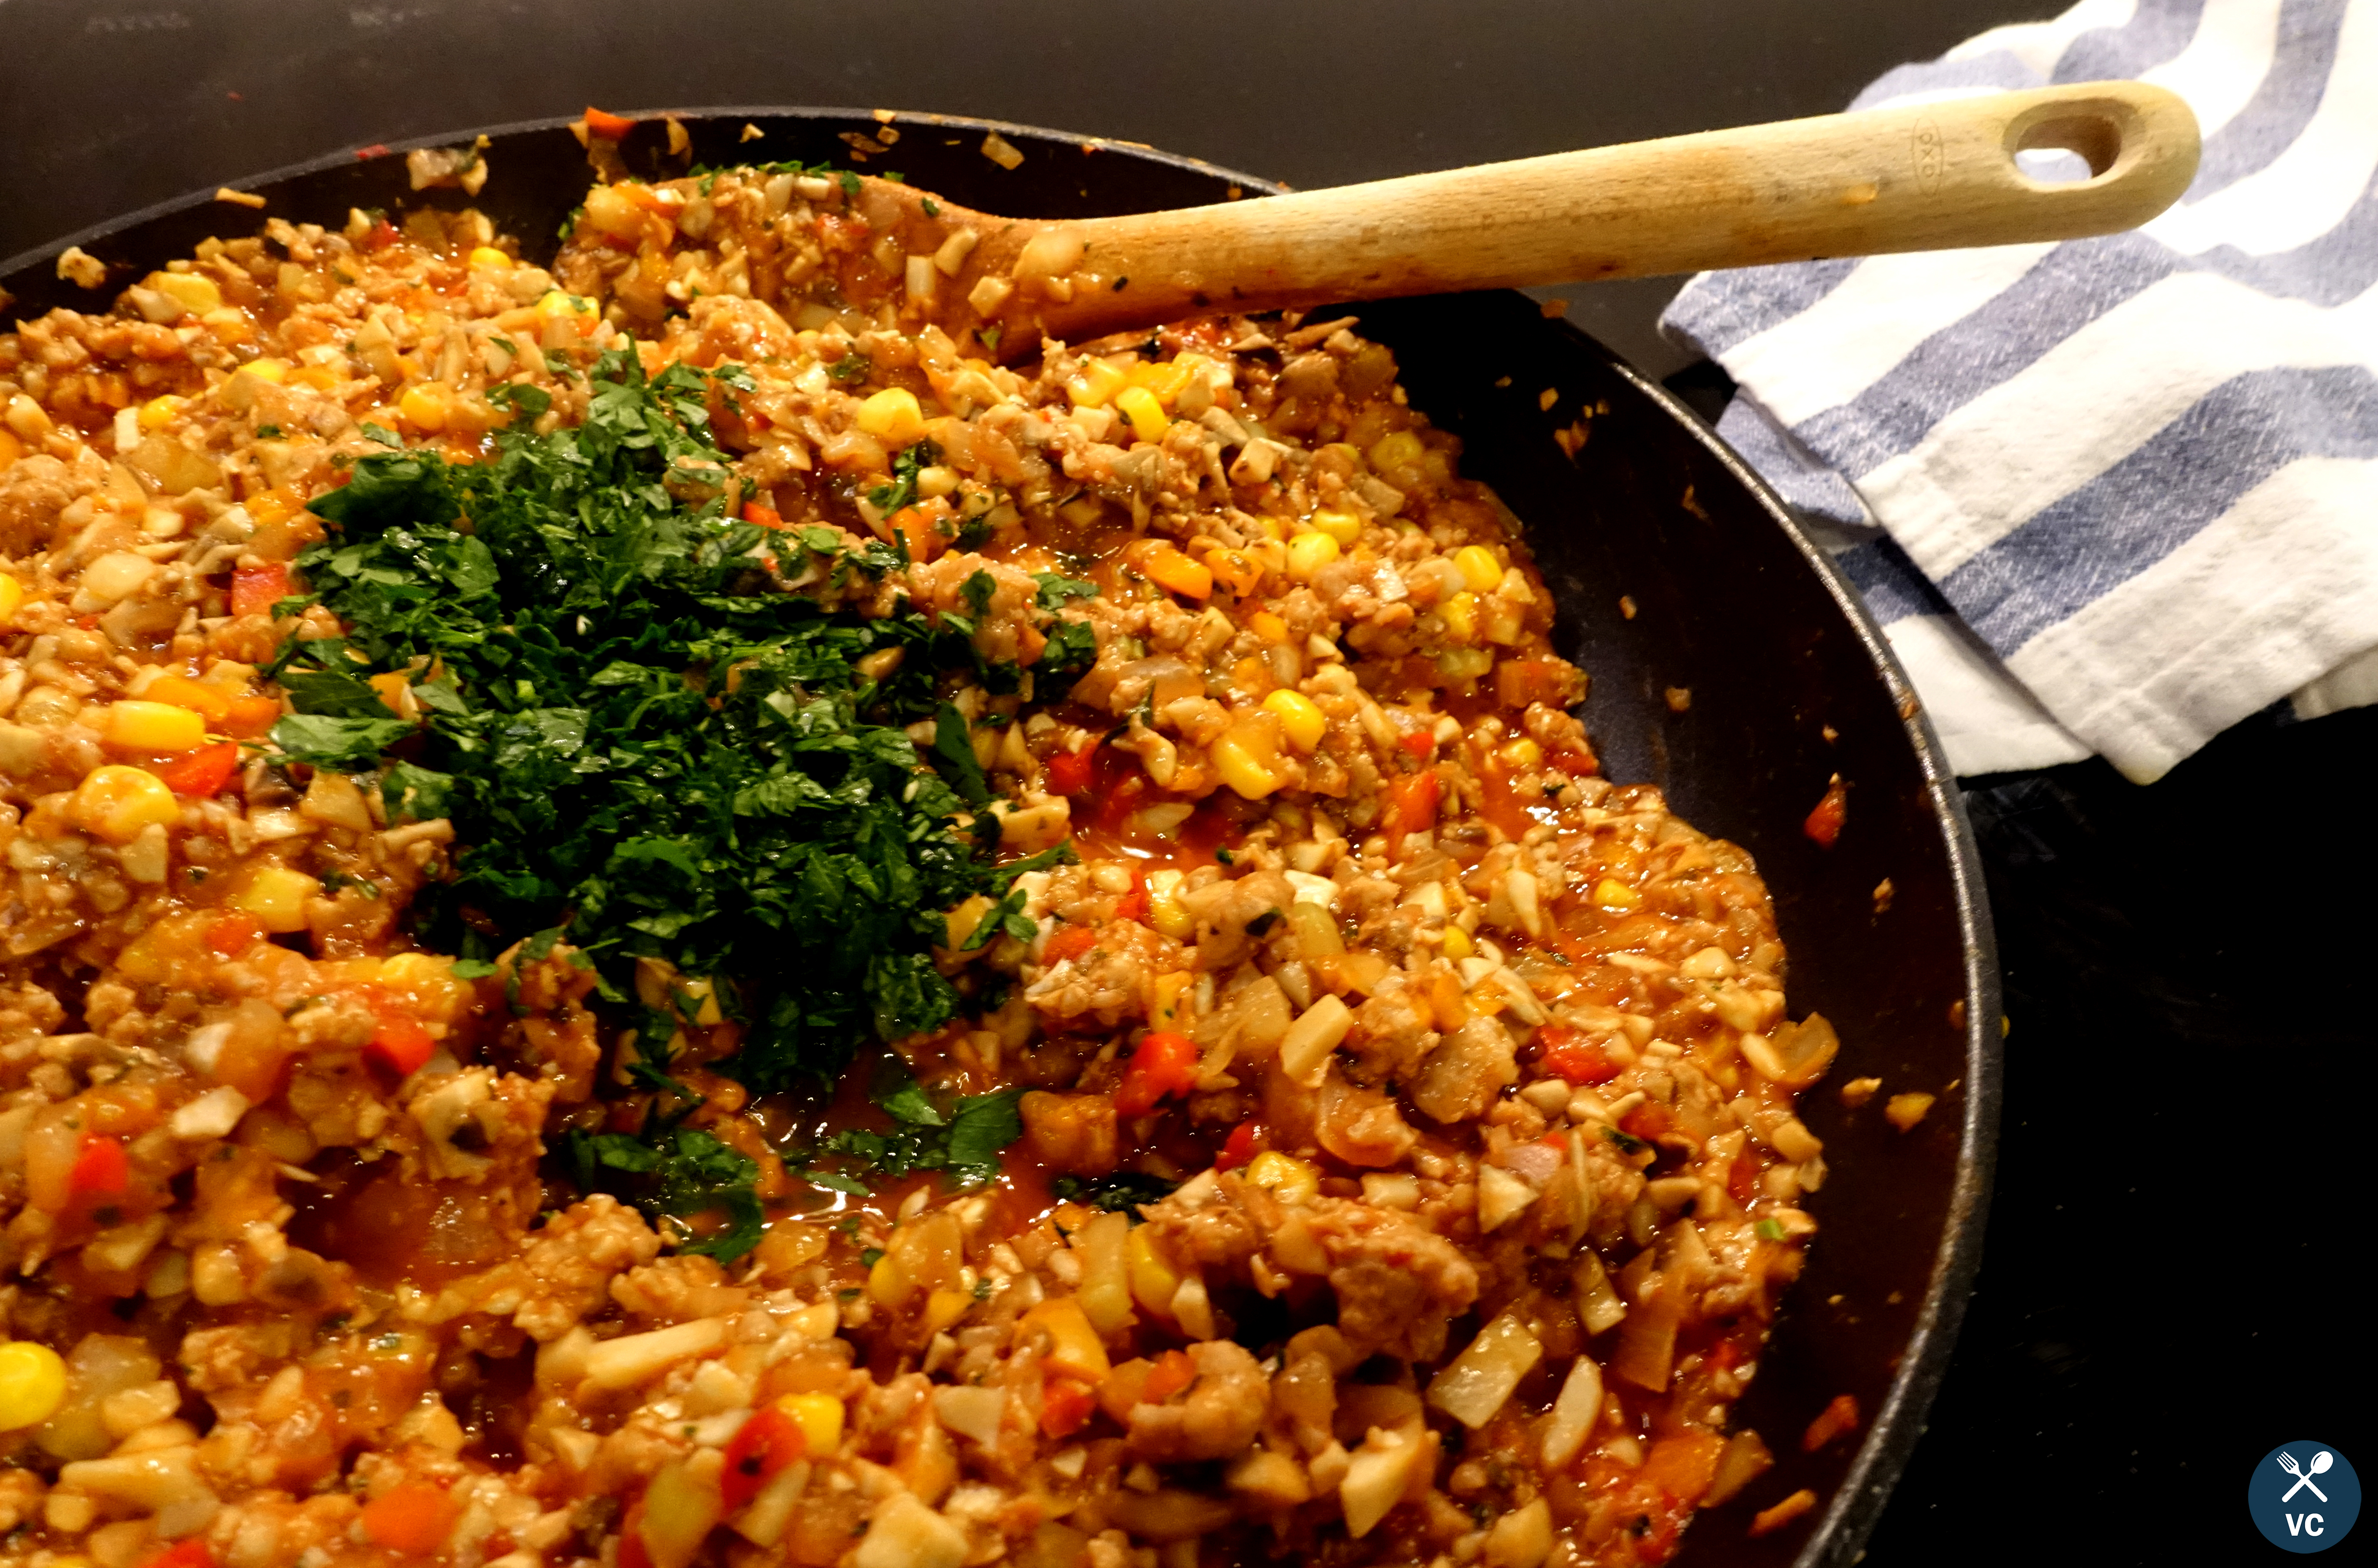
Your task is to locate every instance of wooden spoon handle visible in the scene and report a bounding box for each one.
[1003,81,2198,343]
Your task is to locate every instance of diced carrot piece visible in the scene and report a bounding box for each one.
[364,1011,436,1076]
[1042,926,1099,966]
[205,914,263,956]
[154,742,242,797]
[1802,1392,1860,1453]
[1141,1349,1196,1405]
[230,562,292,618]
[741,501,784,529]
[1804,775,1848,849]
[1040,1375,1096,1438]
[582,106,637,140]
[69,1134,129,1199]
[1537,1023,1623,1086]
[221,695,282,738]
[1114,1031,1197,1117]
[359,1484,458,1554]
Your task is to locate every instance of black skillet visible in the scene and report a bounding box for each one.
[0,110,2002,1568]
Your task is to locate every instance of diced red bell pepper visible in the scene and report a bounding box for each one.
[1536,1023,1623,1086]
[741,501,785,529]
[361,217,400,252]
[1113,1030,1197,1117]
[230,562,292,618]
[142,1542,217,1568]
[1046,744,1098,797]
[719,1404,806,1511]
[221,694,283,738]
[364,1010,436,1076]
[359,1483,459,1553]
[582,106,638,140]
[1387,770,1441,853]
[1040,1376,1096,1438]
[1111,863,1149,924]
[1547,745,1599,778]
[154,742,242,798]
[1803,775,1848,849]
[615,1495,654,1568]
[205,914,263,956]
[1141,1349,1196,1404]
[1619,1101,1675,1144]
[1215,1121,1264,1172]
[70,1133,129,1200]
[1397,729,1436,763]
[1042,925,1099,966]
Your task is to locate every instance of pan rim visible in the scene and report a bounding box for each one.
[0,107,2002,1568]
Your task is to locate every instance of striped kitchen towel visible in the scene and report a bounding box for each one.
[1660,0,2378,782]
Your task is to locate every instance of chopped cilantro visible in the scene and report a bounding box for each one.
[563,1122,764,1260]
[827,353,870,383]
[921,198,940,218]
[1604,1125,1649,1155]
[803,1062,1023,1190]
[859,1246,885,1269]
[256,423,283,439]
[1756,1218,1787,1242]
[1050,1170,1178,1219]
[867,439,940,517]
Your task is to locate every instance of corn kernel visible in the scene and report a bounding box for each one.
[1498,737,1544,770]
[292,365,343,392]
[0,1341,68,1431]
[1592,877,1643,912]
[1139,543,1212,600]
[1368,429,1425,472]
[1249,611,1290,644]
[138,395,185,432]
[1065,357,1128,408]
[232,864,322,933]
[855,387,926,446]
[468,246,513,269]
[1244,1151,1319,1206]
[1145,870,1194,940]
[1453,545,1505,593]
[233,357,289,385]
[1309,508,1363,547]
[1209,723,1286,801]
[71,765,182,844]
[1441,591,1479,643]
[923,1288,973,1334]
[1114,385,1169,444]
[1263,690,1327,753]
[246,487,301,528]
[105,701,207,754]
[1440,924,1473,960]
[399,384,449,434]
[1127,358,1195,402]
[0,576,20,627]
[149,271,223,315]
[1126,1225,1184,1318]
[1285,530,1341,582]
[774,1392,845,1457]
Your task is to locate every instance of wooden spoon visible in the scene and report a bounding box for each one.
[851,81,2198,355]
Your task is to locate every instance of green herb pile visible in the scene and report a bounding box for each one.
[269,349,1090,1256]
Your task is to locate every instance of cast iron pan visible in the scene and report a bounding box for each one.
[0,110,2002,1568]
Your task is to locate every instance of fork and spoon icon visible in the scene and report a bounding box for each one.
[2277,1449,2335,1503]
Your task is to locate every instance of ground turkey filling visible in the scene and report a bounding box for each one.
[0,161,1844,1568]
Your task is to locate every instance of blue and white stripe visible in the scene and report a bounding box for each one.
[1662,0,2378,781]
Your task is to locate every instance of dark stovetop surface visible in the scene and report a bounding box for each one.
[3,2,2368,1561]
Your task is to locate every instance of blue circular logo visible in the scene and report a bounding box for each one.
[2248,1442,2359,1552]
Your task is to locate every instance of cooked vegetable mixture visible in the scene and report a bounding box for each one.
[0,148,1843,1568]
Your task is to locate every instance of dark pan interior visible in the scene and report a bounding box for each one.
[1,110,2002,1568]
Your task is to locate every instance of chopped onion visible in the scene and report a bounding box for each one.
[1426,1311,1542,1428]
[1541,1356,1606,1468]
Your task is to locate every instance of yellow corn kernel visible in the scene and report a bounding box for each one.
[1065,357,1128,408]
[1440,923,1473,960]
[138,394,185,432]
[922,1287,973,1335]
[1309,508,1363,547]
[1441,591,1479,643]
[149,271,223,315]
[0,1340,68,1431]
[1285,529,1341,583]
[537,288,593,318]
[1244,1151,1319,1206]
[399,384,449,434]
[1145,869,1194,941]
[1209,724,1286,801]
[1263,689,1327,753]
[246,487,301,528]
[1126,1226,1183,1318]
[71,765,182,844]
[1453,545,1505,593]
[105,700,207,754]
[1113,385,1169,444]
[233,357,289,385]
[1498,737,1544,770]
[0,576,20,627]
[468,246,513,269]
[1592,877,1643,912]
[291,364,343,393]
[1148,970,1192,1030]
[232,864,322,933]
[1368,429,1425,473]
[1018,1297,1112,1382]
[774,1392,845,1458]
[1137,543,1212,600]
[1249,611,1290,644]
[1126,358,1195,402]
[856,386,926,446]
